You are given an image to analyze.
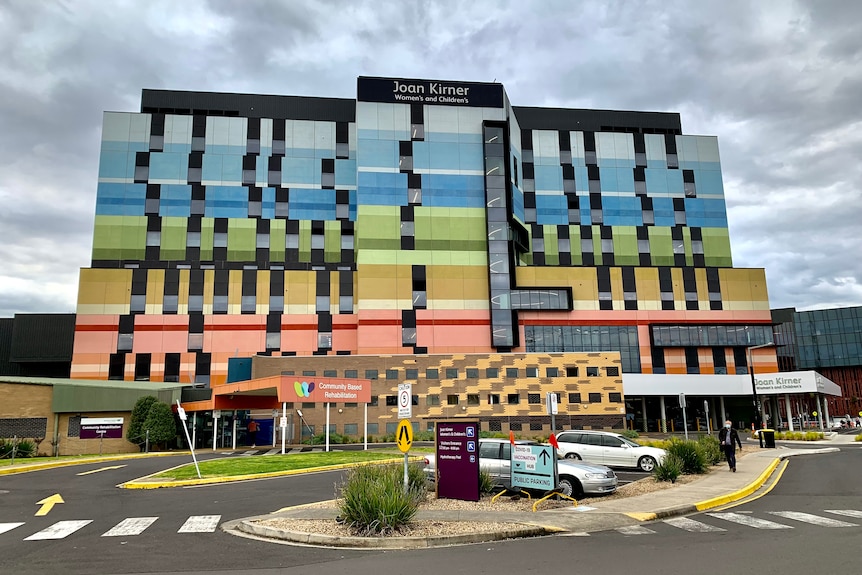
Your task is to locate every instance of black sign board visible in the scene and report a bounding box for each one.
[358,76,504,108]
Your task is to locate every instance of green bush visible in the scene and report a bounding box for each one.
[621,429,639,439]
[653,453,683,483]
[479,467,496,494]
[666,439,707,474]
[636,439,671,449]
[697,435,722,466]
[855,433,862,442]
[0,438,35,459]
[128,395,158,446]
[338,463,424,535]
[804,431,824,441]
[142,401,178,448]
[479,431,509,439]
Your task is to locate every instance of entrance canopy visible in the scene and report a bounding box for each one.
[181,375,372,412]
[623,371,842,398]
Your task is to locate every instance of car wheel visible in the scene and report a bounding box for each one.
[558,476,584,498]
[638,455,657,472]
[564,452,581,460]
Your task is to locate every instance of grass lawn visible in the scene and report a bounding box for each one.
[154,450,420,480]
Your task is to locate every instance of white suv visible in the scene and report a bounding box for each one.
[555,430,666,472]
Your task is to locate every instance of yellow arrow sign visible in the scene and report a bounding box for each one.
[76,465,126,476]
[396,419,413,453]
[35,494,64,516]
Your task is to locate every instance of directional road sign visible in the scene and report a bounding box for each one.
[511,444,557,491]
[396,419,413,453]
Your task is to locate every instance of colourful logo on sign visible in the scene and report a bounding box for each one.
[294,381,315,397]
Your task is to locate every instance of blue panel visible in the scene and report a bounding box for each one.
[204,186,248,219]
[262,186,276,220]
[98,150,134,180]
[535,195,568,225]
[256,155,268,184]
[282,157,317,186]
[534,165,563,192]
[512,185,525,223]
[666,169,684,194]
[358,139,398,168]
[289,189,336,220]
[201,154,224,183]
[335,159,357,187]
[645,169,668,194]
[458,143,484,170]
[149,153,188,181]
[426,131,460,144]
[101,139,129,152]
[616,168,635,193]
[204,144,246,156]
[284,147,316,158]
[652,197,676,226]
[696,170,725,196]
[602,195,643,226]
[95,183,145,215]
[412,141,430,170]
[574,167,589,193]
[159,184,192,217]
[599,167,618,192]
[221,154,242,184]
[163,143,192,154]
[428,142,461,170]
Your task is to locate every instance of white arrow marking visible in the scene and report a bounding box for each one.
[24,520,93,541]
[178,515,221,533]
[102,517,159,537]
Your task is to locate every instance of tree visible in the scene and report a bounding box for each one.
[142,401,178,449]
[128,395,158,448]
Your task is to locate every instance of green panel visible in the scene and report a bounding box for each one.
[159,217,187,261]
[299,220,312,261]
[648,227,674,266]
[682,227,693,266]
[227,219,256,261]
[200,217,214,260]
[106,216,146,260]
[92,216,124,260]
[568,225,582,265]
[356,206,400,252]
[543,225,559,265]
[612,226,639,266]
[270,219,285,261]
[324,221,341,262]
[52,382,182,412]
[592,225,603,266]
[702,228,733,267]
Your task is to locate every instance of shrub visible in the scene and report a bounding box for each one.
[637,439,671,450]
[666,439,707,474]
[338,463,423,535]
[804,432,824,441]
[128,396,158,447]
[653,453,683,483]
[142,401,178,448]
[621,429,639,439]
[479,467,496,494]
[0,438,36,459]
[479,431,509,439]
[413,430,434,442]
[855,433,862,442]
[697,435,722,466]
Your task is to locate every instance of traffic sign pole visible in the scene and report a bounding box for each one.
[395,419,414,494]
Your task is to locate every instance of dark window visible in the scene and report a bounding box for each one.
[685,348,700,374]
[510,422,522,431]
[488,420,502,431]
[488,394,500,404]
[586,366,599,377]
[386,369,399,380]
[528,393,541,404]
[486,368,499,378]
[445,368,459,379]
[508,394,520,404]
[467,394,480,405]
[530,421,544,431]
[566,366,579,377]
[385,396,398,406]
[466,368,479,378]
[134,353,151,381]
[365,369,378,379]
[426,368,439,379]
[323,370,337,377]
[412,395,419,405]
[609,392,622,403]
[569,393,582,403]
[427,395,440,406]
[67,415,82,438]
[546,367,559,377]
[480,441,501,459]
[606,366,620,376]
[369,396,378,406]
[301,402,315,409]
[302,370,316,376]
[345,369,358,378]
[406,368,418,379]
[588,392,602,403]
[506,368,519,378]
[526,367,538,377]
[447,395,459,405]
[557,432,581,444]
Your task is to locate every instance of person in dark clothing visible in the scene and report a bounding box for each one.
[718,420,742,472]
[247,419,259,447]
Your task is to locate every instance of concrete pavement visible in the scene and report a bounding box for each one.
[228,433,857,548]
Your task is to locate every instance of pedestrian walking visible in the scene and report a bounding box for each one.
[247,419,259,447]
[718,420,742,472]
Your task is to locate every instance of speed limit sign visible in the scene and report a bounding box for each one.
[398,383,412,419]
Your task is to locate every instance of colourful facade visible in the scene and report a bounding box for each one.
[72,77,775,392]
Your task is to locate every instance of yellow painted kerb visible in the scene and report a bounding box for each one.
[694,458,781,511]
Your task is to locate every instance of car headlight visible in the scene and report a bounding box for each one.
[584,472,607,479]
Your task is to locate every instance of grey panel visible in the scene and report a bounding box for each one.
[9,314,76,363]
[512,106,682,133]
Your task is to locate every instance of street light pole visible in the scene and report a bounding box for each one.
[747,342,774,448]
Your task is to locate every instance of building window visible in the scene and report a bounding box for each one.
[569,393,582,404]
[586,367,599,377]
[526,367,538,377]
[386,369,399,380]
[589,393,602,403]
[606,366,620,377]
[506,368,519,378]
[466,368,479,378]
[412,395,419,405]
[486,368,499,378]
[67,415,82,438]
[528,393,541,404]
[365,369,378,379]
[447,395,459,405]
[366,423,378,435]
[427,395,440,406]
[546,367,559,377]
[566,366,579,377]
[343,423,358,435]
[323,370,337,377]
[489,420,502,432]
[301,402,315,409]
[369,396,378,406]
[302,370,316,376]
[426,368,439,379]
[488,394,500,405]
[510,422,522,431]
[386,422,398,434]
[406,369,418,379]
[345,369,358,378]
[530,421,544,431]
[386,396,398,406]
[345,403,357,408]
[445,368,458,379]
[508,394,520,405]
[609,392,622,403]
[467,394,480,405]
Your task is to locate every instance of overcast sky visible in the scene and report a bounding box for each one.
[1,0,860,318]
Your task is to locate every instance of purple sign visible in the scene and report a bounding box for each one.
[435,420,480,501]
[80,418,124,439]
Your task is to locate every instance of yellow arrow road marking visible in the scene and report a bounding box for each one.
[35,494,64,516]
[76,465,127,476]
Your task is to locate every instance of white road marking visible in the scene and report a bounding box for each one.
[707,513,793,530]
[102,517,159,537]
[263,449,280,455]
[825,510,862,519]
[616,525,655,535]
[558,531,591,536]
[239,450,258,456]
[178,515,221,533]
[24,520,93,541]
[0,523,25,536]
[768,511,857,527]
[664,517,726,532]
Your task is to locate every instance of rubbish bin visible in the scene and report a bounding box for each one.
[761,429,776,448]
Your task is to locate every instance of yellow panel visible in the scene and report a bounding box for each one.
[285,271,314,305]
[146,269,165,307]
[178,269,190,307]
[203,270,215,306]
[610,267,624,303]
[228,270,242,306]
[634,268,660,301]
[695,268,709,306]
[671,268,685,303]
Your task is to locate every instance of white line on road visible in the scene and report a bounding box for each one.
[825,510,862,519]
[664,517,726,532]
[768,511,857,527]
[24,520,93,541]
[0,523,25,536]
[263,449,280,455]
[102,517,159,537]
[706,513,793,529]
[178,515,221,533]
[616,525,655,535]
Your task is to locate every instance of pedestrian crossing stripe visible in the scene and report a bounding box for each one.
[0,523,25,536]
[768,511,857,527]
[177,515,221,533]
[826,509,862,518]
[102,517,159,537]
[663,517,726,532]
[616,525,656,535]
[24,520,93,541]
[706,512,793,530]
